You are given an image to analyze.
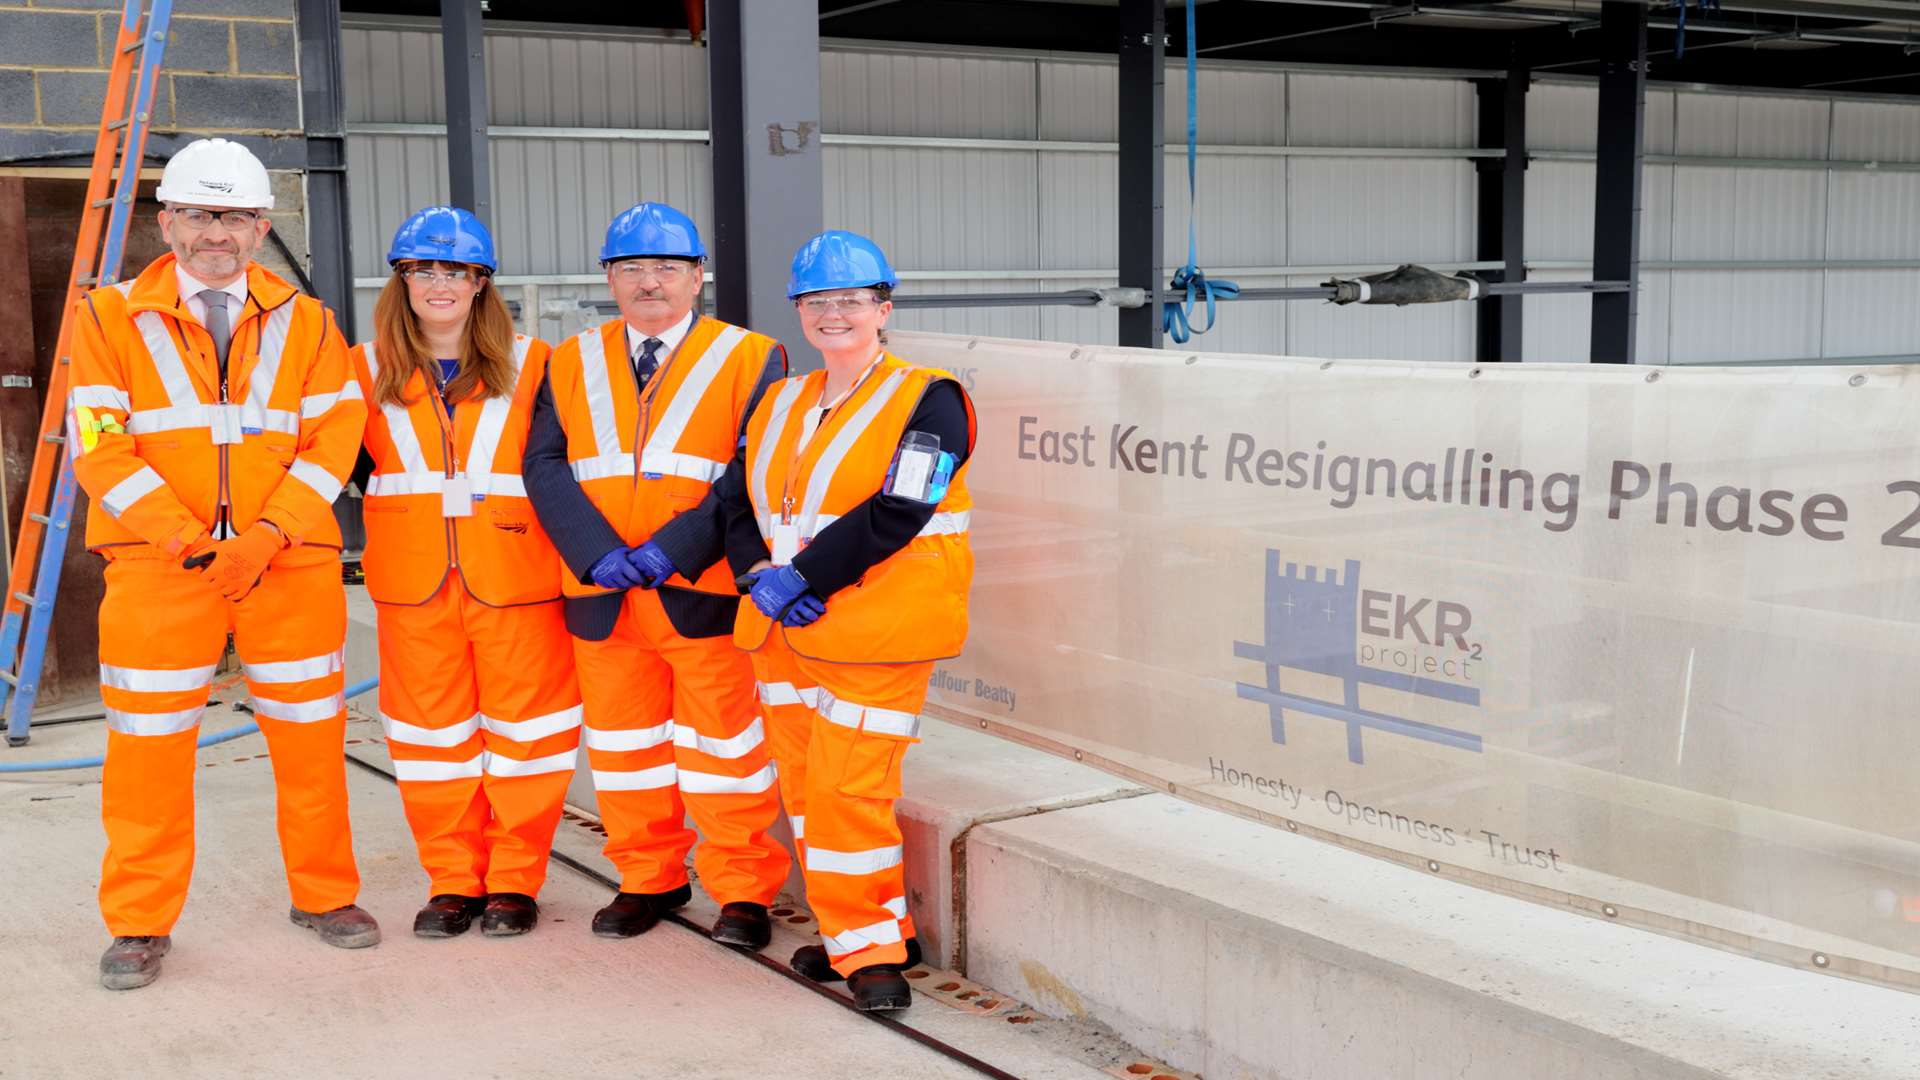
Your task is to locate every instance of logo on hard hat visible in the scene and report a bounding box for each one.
[198,180,235,193]
[427,234,456,248]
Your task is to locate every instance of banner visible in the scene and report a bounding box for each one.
[897,330,1920,988]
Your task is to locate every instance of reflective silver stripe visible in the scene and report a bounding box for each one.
[363,341,435,483]
[288,457,344,503]
[789,814,805,840]
[393,755,483,782]
[360,472,524,498]
[462,337,530,498]
[126,404,213,434]
[133,312,201,408]
[100,662,218,694]
[882,895,909,919]
[240,406,300,434]
[816,689,920,739]
[105,706,203,736]
[241,301,296,427]
[483,747,578,777]
[678,762,778,795]
[637,324,745,478]
[756,681,819,709]
[71,384,131,411]
[101,466,165,517]
[300,380,363,419]
[592,763,679,790]
[242,650,342,684]
[583,720,675,752]
[797,369,910,537]
[635,449,727,483]
[750,378,808,531]
[822,915,906,957]
[575,326,623,458]
[383,712,482,748]
[569,452,634,483]
[251,692,345,723]
[488,474,527,497]
[806,843,904,876]
[481,703,583,743]
[673,717,764,760]
[801,509,971,541]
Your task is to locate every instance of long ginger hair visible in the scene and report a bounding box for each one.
[371,260,517,407]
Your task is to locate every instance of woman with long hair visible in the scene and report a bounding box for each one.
[351,207,582,938]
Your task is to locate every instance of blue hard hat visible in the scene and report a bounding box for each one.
[786,230,899,299]
[387,206,497,272]
[601,202,705,264]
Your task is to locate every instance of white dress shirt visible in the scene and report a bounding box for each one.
[624,309,695,366]
[175,265,248,328]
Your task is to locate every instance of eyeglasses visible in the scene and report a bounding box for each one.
[797,294,882,316]
[171,208,260,231]
[611,261,695,282]
[402,267,476,286]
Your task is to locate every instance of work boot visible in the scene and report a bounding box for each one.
[591,883,692,938]
[709,902,771,950]
[847,964,913,1012]
[289,904,382,949]
[99,935,170,991]
[481,893,539,937]
[791,936,922,983]
[413,894,485,938]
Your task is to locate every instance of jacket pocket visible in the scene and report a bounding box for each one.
[834,728,914,801]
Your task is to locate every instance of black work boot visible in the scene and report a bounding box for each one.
[848,964,913,1012]
[792,936,922,983]
[709,902,771,950]
[481,893,539,937]
[591,883,692,938]
[413,894,486,938]
[289,904,382,949]
[99,935,171,991]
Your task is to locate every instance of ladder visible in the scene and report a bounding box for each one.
[1,0,174,746]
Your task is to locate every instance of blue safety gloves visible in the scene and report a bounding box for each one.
[589,547,648,590]
[625,541,679,589]
[781,593,826,628]
[749,564,815,622]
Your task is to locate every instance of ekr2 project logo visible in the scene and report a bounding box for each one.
[1234,553,1484,764]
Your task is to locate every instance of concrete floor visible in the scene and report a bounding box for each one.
[0,707,1119,1080]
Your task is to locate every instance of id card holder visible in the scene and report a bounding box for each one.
[441,476,474,518]
[209,404,244,445]
[770,522,800,566]
[886,432,942,503]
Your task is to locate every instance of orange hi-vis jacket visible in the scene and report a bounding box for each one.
[734,354,975,664]
[545,316,782,599]
[353,336,560,607]
[70,253,364,564]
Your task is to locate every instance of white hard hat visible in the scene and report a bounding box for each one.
[156,138,274,210]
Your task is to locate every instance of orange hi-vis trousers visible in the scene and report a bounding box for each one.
[574,588,788,903]
[375,575,582,898]
[750,630,926,977]
[98,558,359,937]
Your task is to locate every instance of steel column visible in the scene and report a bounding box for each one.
[1589,2,1647,364]
[1117,0,1165,349]
[441,0,492,229]
[707,0,824,369]
[297,0,353,325]
[1475,58,1528,363]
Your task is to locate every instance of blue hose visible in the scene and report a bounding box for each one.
[0,675,379,775]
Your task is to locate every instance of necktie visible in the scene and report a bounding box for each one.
[198,290,231,375]
[634,337,662,389]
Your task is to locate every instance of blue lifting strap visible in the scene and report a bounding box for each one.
[1163,0,1238,345]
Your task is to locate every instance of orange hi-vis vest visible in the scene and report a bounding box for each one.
[734,354,975,664]
[69,253,363,564]
[354,336,560,607]
[546,315,781,599]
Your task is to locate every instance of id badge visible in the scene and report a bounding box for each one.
[886,431,943,503]
[770,522,800,566]
[209,404,244,445]
[441,476,474,518]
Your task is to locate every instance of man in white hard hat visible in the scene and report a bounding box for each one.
[68,137,375,990]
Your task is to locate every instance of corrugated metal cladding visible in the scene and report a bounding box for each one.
[342,25,1920,364]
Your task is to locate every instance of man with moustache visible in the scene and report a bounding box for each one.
[523,202,789,947]
[68,138,374,989]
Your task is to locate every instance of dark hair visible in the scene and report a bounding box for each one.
[873,284,893,345]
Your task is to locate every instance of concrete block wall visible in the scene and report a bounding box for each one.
[0,0,299,148]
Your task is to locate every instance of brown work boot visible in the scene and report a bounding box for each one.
[99,935,171,990]
[289,904,382,949]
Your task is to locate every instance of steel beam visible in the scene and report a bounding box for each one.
[297,0,354,327]
[441,0,492,229]
[1475,56,1528,363]
[1117,0,1165,349]
[707,0,824,369]
[1589,2,1646,365]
